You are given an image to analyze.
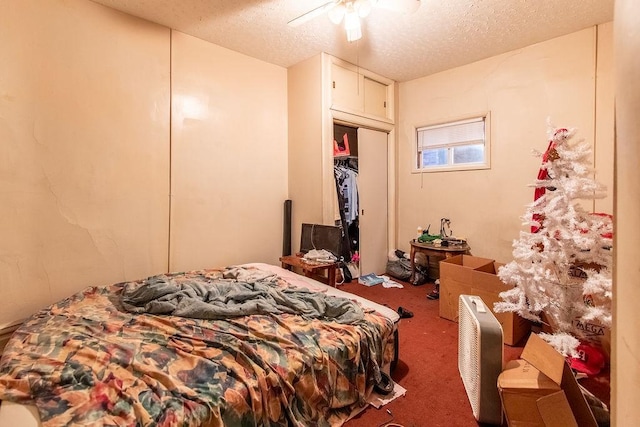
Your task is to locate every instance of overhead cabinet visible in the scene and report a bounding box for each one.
[363,77,388,118]
[288,53,395,274]
[331,63,362,113]
[331,62,391,121]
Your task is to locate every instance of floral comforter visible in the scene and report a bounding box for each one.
[0,267,395,426]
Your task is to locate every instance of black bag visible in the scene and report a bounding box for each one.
[411,265,429,286]
[385,258,412,281]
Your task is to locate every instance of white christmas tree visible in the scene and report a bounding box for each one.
[495,125,613,356]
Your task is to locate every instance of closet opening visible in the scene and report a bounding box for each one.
[333,122,389,276]
[333,123,359,266]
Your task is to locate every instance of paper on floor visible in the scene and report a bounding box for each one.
[367,381,407,408]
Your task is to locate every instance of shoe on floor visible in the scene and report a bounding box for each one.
[397,306,414,318]
[426,291,439,300]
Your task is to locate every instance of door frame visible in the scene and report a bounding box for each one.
[322,108,397,263]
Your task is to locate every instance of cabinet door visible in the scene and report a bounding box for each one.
[364,77,387,118]
[331,63,363,112]
[358,128,388,275]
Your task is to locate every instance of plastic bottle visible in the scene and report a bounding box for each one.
[416,226,423,239]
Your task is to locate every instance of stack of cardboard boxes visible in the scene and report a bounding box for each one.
[438,255,599,426]
[497,334,598,426]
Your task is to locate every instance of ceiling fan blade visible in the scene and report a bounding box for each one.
[288,1,340,27]
[373,0,421,13]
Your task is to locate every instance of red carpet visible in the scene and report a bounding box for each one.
[339,279,610,427]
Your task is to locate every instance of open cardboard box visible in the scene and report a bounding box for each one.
[439,255,531,345]
[497,333,597,427]
[439,254,494,322]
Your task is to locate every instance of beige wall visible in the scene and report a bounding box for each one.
[0,0,170,328]
[397,26,614,262]
[595,22,614,215]
[169,32,288,271]
[613,0,640,423]
[287,54,326,254]
[0,0,289,329]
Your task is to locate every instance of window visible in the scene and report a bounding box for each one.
[415,115,490,172]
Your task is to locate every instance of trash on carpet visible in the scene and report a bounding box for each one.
[358,273,385,286]
[382,276,404,289]
[367,381,407,409]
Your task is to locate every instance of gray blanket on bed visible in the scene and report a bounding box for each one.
[120,269,364,324]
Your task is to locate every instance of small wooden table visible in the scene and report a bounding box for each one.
[409,240,471,283]
[279,255,338,287]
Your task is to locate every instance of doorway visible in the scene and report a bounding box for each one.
[333,123,388,275]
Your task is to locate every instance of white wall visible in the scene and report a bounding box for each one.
[396,26,614,262]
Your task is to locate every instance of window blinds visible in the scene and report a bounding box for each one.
[417,118,485,149]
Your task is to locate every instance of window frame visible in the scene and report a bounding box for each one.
[413,113,491,173]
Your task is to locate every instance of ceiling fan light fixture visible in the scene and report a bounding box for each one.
[344,6,362,42]
[345,25,362,43]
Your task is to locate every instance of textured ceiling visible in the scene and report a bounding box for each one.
[88,0,614,82]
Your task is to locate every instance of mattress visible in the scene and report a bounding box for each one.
[0,263,398,426]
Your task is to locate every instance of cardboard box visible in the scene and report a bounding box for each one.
[497,333,597,427]
[439,255,494,322]
[472,262,532,346]
[439,255,532,346]
[537,292,611,361]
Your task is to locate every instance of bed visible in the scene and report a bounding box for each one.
[0,263,399,426]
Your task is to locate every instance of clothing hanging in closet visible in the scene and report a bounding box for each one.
[334,160,359,225]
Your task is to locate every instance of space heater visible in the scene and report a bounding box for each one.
[458,295,504,425]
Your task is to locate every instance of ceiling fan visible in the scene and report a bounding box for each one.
[288,0,421,42]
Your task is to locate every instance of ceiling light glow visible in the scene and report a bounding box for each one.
[344,2,362,42]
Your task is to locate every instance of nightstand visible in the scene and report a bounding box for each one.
[279,255,338,287]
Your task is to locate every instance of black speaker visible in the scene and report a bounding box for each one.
[283,200,292,256]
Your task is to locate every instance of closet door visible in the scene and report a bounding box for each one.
[358,128,388,275]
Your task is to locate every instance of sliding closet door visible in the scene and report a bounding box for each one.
[358,128,388,275]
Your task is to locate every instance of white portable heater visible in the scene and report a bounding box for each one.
[458,295,503,425]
